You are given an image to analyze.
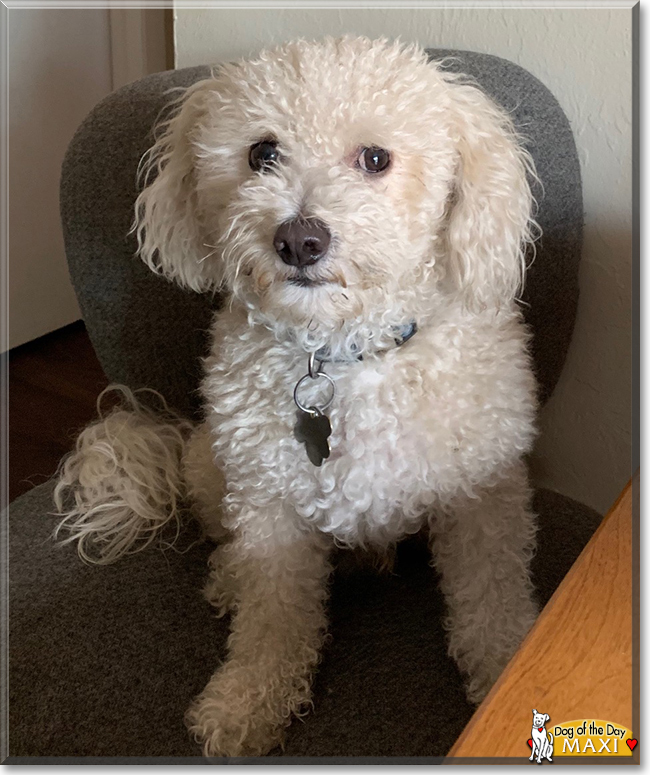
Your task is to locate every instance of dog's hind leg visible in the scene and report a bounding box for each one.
[186,507,332,757]
[429,461,539,704]
[182,423,228,544]
[182,423,233,613]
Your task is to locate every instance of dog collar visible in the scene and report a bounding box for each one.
[314,321,418,363]
[292,321,418,466]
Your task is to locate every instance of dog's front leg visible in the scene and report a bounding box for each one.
[186,512,331,758]
[429,463,538,704]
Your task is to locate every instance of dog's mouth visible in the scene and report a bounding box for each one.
[287,274,330,288]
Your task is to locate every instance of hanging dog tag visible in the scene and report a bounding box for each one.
[294,408,331,467]
[293,354,335,467]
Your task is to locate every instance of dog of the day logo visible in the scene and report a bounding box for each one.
[527,712,636,761]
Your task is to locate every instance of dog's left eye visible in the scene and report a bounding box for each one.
[249,140,280,172]
[357,147,391,174]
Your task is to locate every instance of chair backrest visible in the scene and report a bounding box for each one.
[61,50,582,419]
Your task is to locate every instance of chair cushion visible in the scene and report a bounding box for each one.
[8,482,601,761]
[60,50,582,419]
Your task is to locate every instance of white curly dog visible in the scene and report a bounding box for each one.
[55,36,541,757]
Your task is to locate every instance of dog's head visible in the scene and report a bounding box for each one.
[135,37,536,351]
[532,710,550,728]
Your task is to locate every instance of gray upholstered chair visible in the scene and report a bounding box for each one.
[8,51,602,761]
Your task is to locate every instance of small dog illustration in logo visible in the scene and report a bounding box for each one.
[530,709,554,764]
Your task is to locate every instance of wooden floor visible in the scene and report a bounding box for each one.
[9,321,109,502]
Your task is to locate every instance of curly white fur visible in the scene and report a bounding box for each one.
[53,386,194,563]
[57,36,542,756]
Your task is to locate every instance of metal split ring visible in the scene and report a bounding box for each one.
[293,361,336,416]
[308,351,323,379]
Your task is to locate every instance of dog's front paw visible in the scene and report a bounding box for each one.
[186,663,307,757]
[186,695,282,758]
[455,601,538,705]
[463,658,504,705]
[462,634,531,704]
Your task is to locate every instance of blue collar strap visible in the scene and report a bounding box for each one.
[314,321,418,363]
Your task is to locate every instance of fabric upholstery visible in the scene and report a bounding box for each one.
[60,50,583,419]
[8,482,601,760]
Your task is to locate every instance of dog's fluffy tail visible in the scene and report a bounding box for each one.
[53,385,195,565]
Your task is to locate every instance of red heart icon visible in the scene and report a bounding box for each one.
[527,738,533,748]
[626,739,638,751]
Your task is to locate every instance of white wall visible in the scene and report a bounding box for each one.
[8,8,113,349]
[174,7,633,516]
[8,8,170,351]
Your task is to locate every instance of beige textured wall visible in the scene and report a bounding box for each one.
[174,7,633,515]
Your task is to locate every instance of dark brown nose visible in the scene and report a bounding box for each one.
[273,218,331,267]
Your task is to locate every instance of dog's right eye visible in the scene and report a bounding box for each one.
[357,146,391,174]
[249,140,280,172]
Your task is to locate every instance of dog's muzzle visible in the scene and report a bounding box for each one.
[273,218,331,267]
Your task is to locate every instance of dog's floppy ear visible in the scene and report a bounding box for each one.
[532,709,537,715]
[444,79,537,310]
[134,79,218,292]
